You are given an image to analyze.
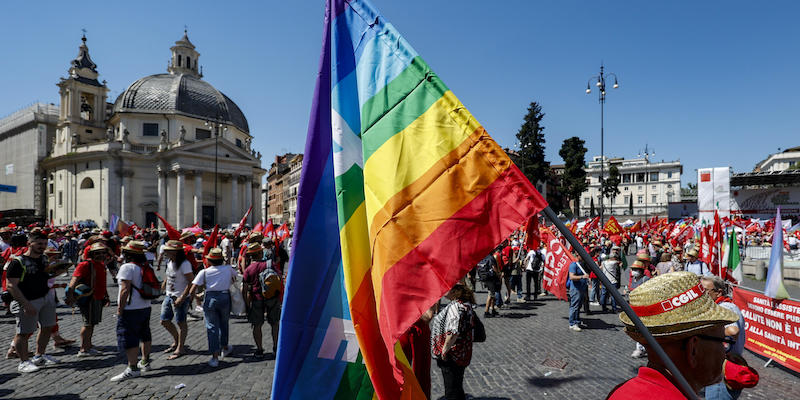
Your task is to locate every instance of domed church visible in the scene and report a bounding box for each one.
[43,32,265,229]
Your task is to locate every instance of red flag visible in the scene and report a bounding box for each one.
[203,224,219,257]
[232,206,253,239]
[253,222,264,233]
[524,214,540,250]
[629,220,642,232]
[118,220,131,237]
[540,227,573,301]
[276,222,290,242]
[155,212,181,240]
[603,216,623,235]
[264,220,274,238]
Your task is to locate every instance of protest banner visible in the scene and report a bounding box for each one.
[732,287,800,373]
[541,228,573,301]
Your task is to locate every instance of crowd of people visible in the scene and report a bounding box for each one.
[0,224,289,382]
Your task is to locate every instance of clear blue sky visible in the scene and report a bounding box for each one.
[1,1,797,186]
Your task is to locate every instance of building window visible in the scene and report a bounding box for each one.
[49,183,53,194]
[622,173,631,183]
[650,172,659,182]
[187,56,191,68]
[790,161,797,167]
[178,54,182,67]
[667,171,673,178]
[624,187,629,191]
[584,198,590,206]
[638,185,643,191]
[143,123,159,136]
[667,193,673,202]
[236,138,243,148]
[667,184,672,188]
[638,195,643,204]
[637,209,643,215]
[80,177,95,189]
[652,185,656,190]
[195,128,211,140]
[635,173,645,182]
[651,194,657,203]
[58,191,63,207]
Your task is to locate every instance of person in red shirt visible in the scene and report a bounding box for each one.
[66,242,109,357]
[242,243,282,358]
[607,271,740,399]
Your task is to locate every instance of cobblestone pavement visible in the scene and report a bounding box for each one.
[1,268,798,399]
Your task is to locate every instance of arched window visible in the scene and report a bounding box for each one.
[178,54,182,67]
[187,56,191,69]
[80,177,95,189]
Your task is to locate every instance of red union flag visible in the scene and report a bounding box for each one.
[541,227,573,301]
[700,172,711,182]
[604,216,623,234]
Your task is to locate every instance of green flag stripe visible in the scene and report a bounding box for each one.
[335,164,366,228]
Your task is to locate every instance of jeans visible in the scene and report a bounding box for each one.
[568,286,583,326]
[600,282,619,312]
[203,291,231,355]
[437,358,466,400]
[704,380,741,400]
[509,274,523,299]
[589,278,601,303]
[525,270,540,299]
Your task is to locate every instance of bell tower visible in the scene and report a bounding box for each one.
[168,30,201,77]
[54,33,109,156]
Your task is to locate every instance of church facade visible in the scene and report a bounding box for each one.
[40,33,265,229]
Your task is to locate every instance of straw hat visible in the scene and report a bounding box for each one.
[88,242,108,254]
[631,260,646,269]
[686,248,699,258]
[247,232,264,243]
[179,231,195,241]
[636,249,650,261]
[246,242,264,255]
[652,240,663,247]
[162,240,184,251]
[206,248,224,261]
[121,240,146,255]
[620,271,739,341]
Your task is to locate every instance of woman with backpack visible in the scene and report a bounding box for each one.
[431,283,477,400]
[189,248,237,367]
[111,240,156,382]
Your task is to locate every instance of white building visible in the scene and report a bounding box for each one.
[579,156,682,218]
[41,33,265,228]
[754,146,800,172]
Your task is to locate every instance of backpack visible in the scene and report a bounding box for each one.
[132,263,163,300]
[257,260,282,299]
[476,255,497,282]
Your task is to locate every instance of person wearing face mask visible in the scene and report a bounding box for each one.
[628,261,650,358]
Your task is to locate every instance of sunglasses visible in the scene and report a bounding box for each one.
[696,334,736,346]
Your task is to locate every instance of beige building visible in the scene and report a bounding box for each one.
[265,153,296,225]
[41,33,264,229]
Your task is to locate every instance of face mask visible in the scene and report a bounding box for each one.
[632,270,643,278]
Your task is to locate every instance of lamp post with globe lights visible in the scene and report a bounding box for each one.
[586,63,619,223]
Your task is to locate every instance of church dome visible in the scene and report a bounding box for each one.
[111,73,249,133]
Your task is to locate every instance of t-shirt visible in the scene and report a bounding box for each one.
[165,259,193,296]
[568,262,588,292]
[5,254,49,300]
[192,264,236,292]
[116,262,152,310]
[243,261,269,301]
[601,260,620,285]
[607,367,685,400]
[686,261,712,277]
[73,260,107,299]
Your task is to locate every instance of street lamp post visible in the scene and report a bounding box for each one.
[586,63,619,223]
[205,118,227,226]
[639,146,655,220]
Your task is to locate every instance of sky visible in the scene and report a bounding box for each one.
[1,0,797,187]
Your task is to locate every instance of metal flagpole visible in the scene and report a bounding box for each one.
[540,205,699,400]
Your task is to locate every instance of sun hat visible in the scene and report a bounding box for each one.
[247,231,264,243]
[179,231,195,241]
[44,247,61,255]
[687,248,699,258]
[620,271,738,342]
[206,248,224,261]
[631,260,646,269]
[246,242,263,255]
[162,240,184,251]
[636,249,650,261]
[121,240,146,255]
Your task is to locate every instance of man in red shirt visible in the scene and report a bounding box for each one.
[607,271,739,399]
[242,243,282,358]
[67,242,109,357]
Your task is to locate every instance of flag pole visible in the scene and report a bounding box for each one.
[541,206,698,400]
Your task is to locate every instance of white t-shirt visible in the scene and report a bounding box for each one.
[192,264,236,292]
[166,260,193,296]
[117,262,152,310]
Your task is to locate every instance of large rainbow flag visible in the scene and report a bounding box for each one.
[273,0,547,398]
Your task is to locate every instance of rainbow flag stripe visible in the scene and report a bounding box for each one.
[331,0,546,397]
[275,0,547,398]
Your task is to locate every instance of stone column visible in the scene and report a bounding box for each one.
[231,175,239,225]
[176,168,185,228]
[194,171,203,227]
[157,169,167,224]
[119,170,133,221]
[245,176,253,225]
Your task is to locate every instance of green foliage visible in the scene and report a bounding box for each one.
[602,164,621,213]
[559,136,588,216]
[590,197,596,218]
[515,101,549,185]
[629,192,634,214]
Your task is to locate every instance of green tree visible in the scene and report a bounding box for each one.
[590,197,596,218]
[559,136,588,217]
[515,101,548,185]
[629,192,634,215]
[602,164,621,215]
